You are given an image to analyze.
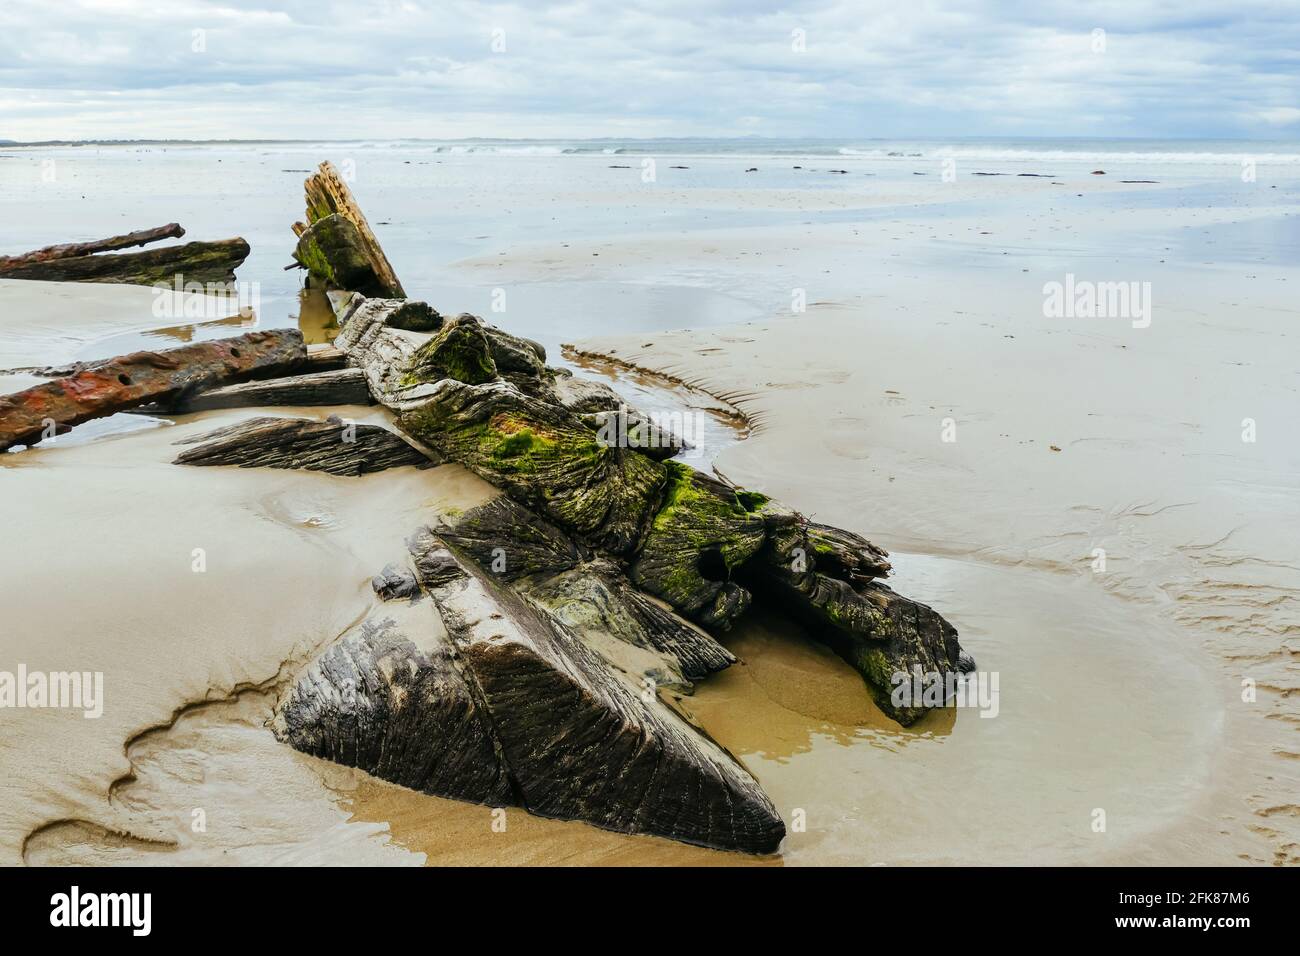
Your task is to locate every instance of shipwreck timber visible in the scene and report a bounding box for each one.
[0,330,305,451]
[321,291,974,717]
[0,223,250,286]
[0,162,972,853]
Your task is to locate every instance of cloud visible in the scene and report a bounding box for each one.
[1253,107,1300,126]
[0,0,1297,140]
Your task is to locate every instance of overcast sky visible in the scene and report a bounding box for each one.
[2,0,1297,141]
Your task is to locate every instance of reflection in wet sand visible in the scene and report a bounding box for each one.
[295,286,340,345]
[674,611,950,764]
[67,284,334,357]
[146,310,253,343]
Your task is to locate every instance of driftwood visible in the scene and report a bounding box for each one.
[161,367,371,413]
[0,238,251,286]
[174,416,432,476]
[292,162,404,297]
[273,536,785,853]
[431,493,733,690]
[0,330,305,451]
[0,223,185,265]
[328,292,973,720]
[139,168,976,853]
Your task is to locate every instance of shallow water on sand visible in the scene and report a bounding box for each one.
[23,550,1223,866]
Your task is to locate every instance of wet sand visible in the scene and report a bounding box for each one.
[15,543,1224,866]
[3,147,1297,865]
[1,281,1234,867]
[0,279,248,393]
[0,403,501,865]
[567,232,1300,864]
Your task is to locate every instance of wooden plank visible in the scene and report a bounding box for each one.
[0,238,251,286]
[174,416,431,476]
[170,367,371,412]
[0,330,305,450]
[299,162,404,297]
[0,224,185,265]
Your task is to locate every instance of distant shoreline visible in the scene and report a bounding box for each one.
[7,136,1300,169]
[5,134,1300,147]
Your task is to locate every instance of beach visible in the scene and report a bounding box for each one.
[1,140,1297,865]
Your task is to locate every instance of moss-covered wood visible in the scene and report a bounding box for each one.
[400,379,667,555]
[295,162,404,298]
[0,238,250,286]
[403,315,499,386]
[328,290,975,724]
[293,214,384,294]
[629,462,767,628]
[224,175,983,848]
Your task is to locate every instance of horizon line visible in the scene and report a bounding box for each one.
[5,134,1300,148]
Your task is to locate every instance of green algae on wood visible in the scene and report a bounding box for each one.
[335,293,973,721]
[296,161,405,297]
[293,215,382,294]
[0,238,250,286]
[399,379,667,554]
[630,462,766,628]
[402,316,499,386]
[328,276,972,724]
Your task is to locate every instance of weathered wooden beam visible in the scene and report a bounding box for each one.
[294,162,404,297]
[294,215,387,297]
[0,223,185,265]
[174,415,433,476]
[162,367,371,413]
[0,238,251,286]
[273,536,786,853]
[0,330,305,451]
[330,291,973,724]
[305,344,348,371]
